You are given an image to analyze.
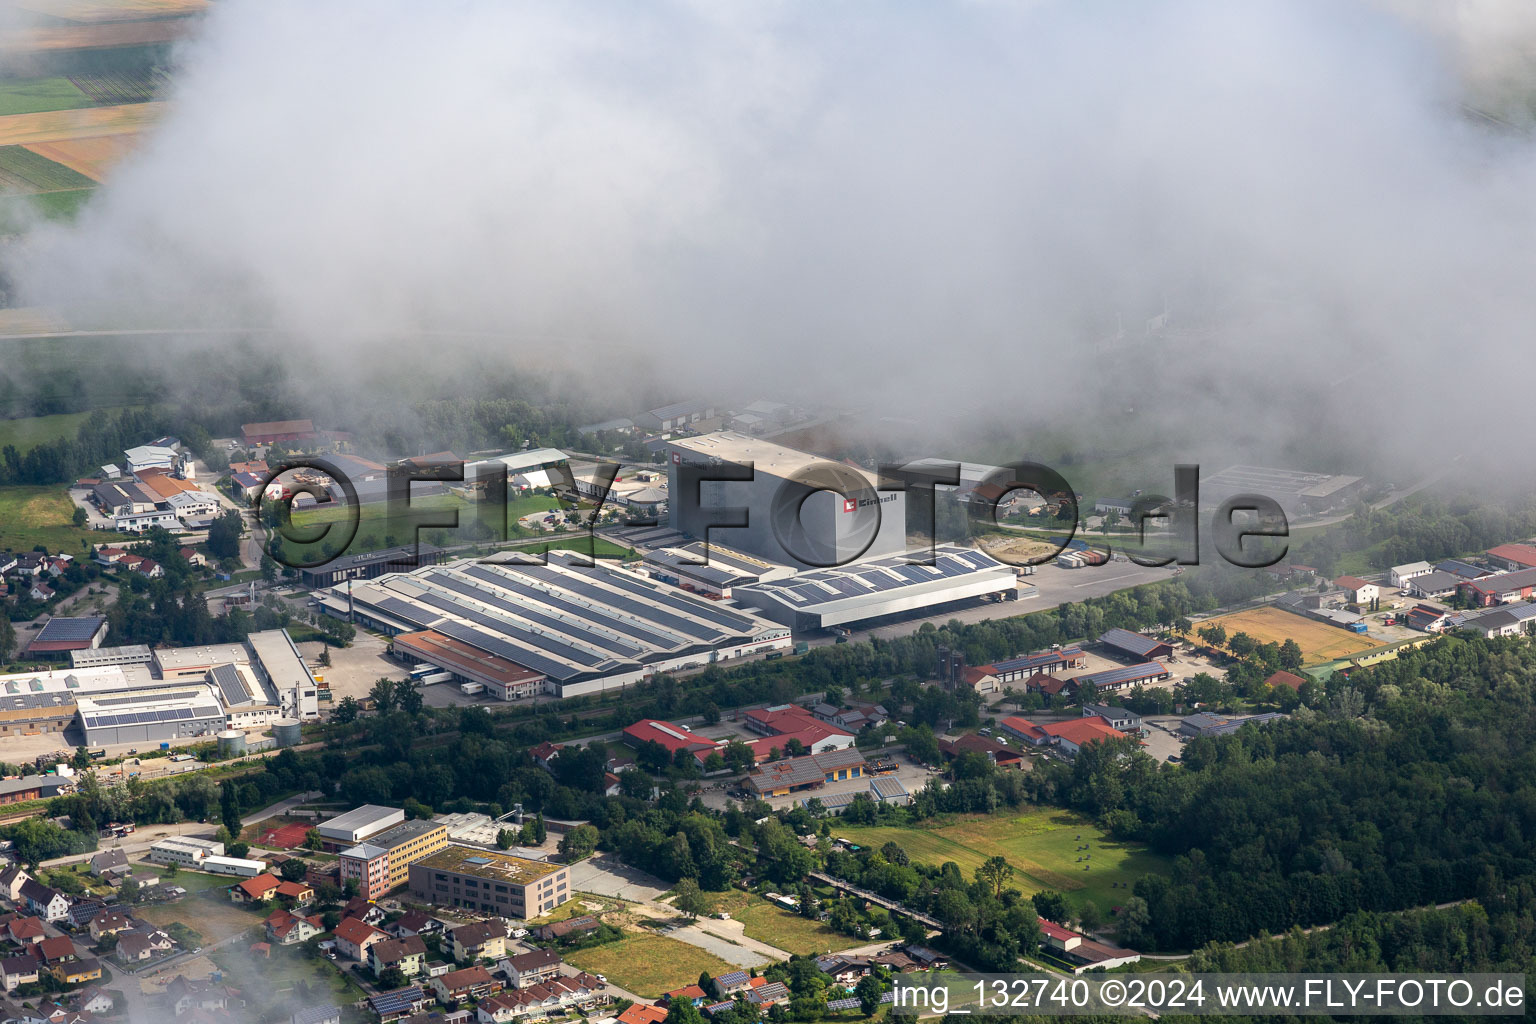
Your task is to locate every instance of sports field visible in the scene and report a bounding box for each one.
[834,810,1169,913]
[565,932,735,998]
[1198,604,1375,665]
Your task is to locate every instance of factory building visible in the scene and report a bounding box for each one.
[641,541,794,598]
[23,617,108,659]
[733,546,1018,630]
[298,544,447,590]
[667,432,908,571]
[390,630,548,700]
[77,685,227,746]
[314,552,791,697]
[1199,465,1365,520]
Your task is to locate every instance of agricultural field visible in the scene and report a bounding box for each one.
[0,484,129,553]
[1198,604,1376,665]
[0,76,93,116]
[0,101,163,146]
[0,186,91,222]
[834,809,1171,914]
[566,931,736,998]
[68,68,167,104]
[0,144,95,192]
[27,132,139,179]
[707,890,863,957]
[7,0,208,20]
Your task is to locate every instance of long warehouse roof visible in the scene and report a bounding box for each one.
[735,545,1012,612]
[331,552,785,684]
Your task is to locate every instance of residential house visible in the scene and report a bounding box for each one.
[86,850,128,882]
[389,910,443,939]
[19,881,70,923]
[113,929,169,964]
[265,909,324,946]
[274,880,314,906]
[617,1004,669,1024]
[87,910,133,943]
[69,987,112,1016]
[1021,672,1074,698]
[291,1005,341,1024]
[370,937,428,980]
[1,956,39,992]
[163,976,228,1016]
[367,987,430,1024]
[449,920,507,963]
[431,966,501,1004]
[332,917,389,961]
[3,916,45,945]
[0,866,30,902]
[501,949,561,990]
[230,874,281,904]
[339,896,385,926]
[814,955,871,986]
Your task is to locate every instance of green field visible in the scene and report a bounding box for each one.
[276,490,628,565]
[0,145,96,192]
[833,810,1170,914]
[0,187,94,222]
[0,77,93,117]
[565,932,736,998]
[708,890,864,956]
[0,408,115,452]
[0,484,129,554]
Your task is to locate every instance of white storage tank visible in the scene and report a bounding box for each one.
[216,730,247,758]
[271,718,302,747]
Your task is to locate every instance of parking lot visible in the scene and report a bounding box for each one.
[1138,716,1188,762]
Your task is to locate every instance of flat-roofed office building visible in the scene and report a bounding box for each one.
[408,847,570,918]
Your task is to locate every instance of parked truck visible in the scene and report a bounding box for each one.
[420,671,452,685]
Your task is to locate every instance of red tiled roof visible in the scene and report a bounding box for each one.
[1264,670,1307,691]
[1488,544,1536,568]
[1042,718,1128,746]
[1333,575,1372,590]
[234,875,280,899]
[999,716,1049,742]
[1038,918,1079,942]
